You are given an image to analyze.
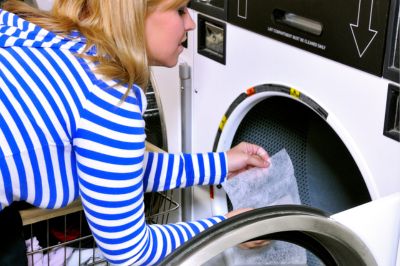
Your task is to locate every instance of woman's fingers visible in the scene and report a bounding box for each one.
[239,239,271,249]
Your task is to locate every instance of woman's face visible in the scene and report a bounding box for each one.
[145,0,195,67]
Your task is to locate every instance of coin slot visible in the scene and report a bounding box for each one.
[273,9,323,36]
[198,15,226,64]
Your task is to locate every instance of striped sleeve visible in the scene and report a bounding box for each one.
[132,216,225,265]
[74,82,226,265]
[142,151,228,192]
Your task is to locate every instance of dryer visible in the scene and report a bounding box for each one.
[163,0,400,264]
[187,0,399,215]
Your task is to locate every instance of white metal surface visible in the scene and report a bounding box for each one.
[149,66,182,152]
[331,192,400,266]
[190,15,399,199]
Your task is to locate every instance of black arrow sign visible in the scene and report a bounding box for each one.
[350,0,378,57]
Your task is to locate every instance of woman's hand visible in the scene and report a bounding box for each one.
[225,208,271,249]
[226,142,270,179]
[225,143,271,249]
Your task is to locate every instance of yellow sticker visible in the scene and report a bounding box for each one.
[219,116,227,130]
[290,88,301,98]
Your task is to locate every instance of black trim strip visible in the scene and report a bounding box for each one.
[213,84,329,151]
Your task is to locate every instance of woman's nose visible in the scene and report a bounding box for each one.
[185,9,196,31]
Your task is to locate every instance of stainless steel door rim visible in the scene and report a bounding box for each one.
[159,205,377,266]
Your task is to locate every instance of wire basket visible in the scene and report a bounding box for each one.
[20,191,179,266]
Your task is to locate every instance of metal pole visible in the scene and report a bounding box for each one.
[179,62,193,221]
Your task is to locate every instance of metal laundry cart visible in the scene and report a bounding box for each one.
[21,192,178,266]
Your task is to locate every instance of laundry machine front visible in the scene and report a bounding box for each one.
[182,0,400,264]
[188,0,399,213]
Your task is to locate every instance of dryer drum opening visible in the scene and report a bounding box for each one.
[211,91,373,265]
[228,96,371,214]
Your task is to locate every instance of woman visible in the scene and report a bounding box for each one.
[0,0,270,265]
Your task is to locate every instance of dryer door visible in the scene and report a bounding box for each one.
[159,193,400,266]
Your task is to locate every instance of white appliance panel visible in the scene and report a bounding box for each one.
[191,14,400,200]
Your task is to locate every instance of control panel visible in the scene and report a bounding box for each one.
[227,0,392,77]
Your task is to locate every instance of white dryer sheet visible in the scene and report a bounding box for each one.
[221,148,307,265]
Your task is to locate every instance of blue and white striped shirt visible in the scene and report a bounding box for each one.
[0,10,227,265]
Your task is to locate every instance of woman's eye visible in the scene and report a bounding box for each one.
[178,7,187,16]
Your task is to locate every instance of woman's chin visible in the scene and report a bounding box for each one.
[163,57,180,68]
[149,54,180,68]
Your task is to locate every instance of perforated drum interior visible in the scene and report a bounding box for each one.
[230,96,371,214]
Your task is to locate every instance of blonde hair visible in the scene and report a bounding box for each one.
[2,0,188,95]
